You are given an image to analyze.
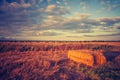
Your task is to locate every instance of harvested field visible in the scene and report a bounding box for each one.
[0,41,120,80]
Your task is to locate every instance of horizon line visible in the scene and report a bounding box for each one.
[0,40,120,42]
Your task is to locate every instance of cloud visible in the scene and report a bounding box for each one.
[35,30,63,36]
[56,1,61,4]
[38,12,120,32]
[101,0,120,11]
[19,0,31,8]
[58,13,92,30]
[45,5,56,12]
[0,0,120,40]
[0,1,31,11]
[60,14,101,30]
[0,0,47,40]
[0,1,70,38]
[115,24,120,29]
[98,16,120,26]
[9,2,21,8]
[49,15,119,31]
[0,28,12,36]
[106,33,120,36]
[74,29,94,33]
[21,3,31,8]
[45,4,70,15]
[0,1,45,27]
[84,32,120,37]
[0,36,14,40]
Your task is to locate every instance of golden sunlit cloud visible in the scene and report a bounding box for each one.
[0,0,120,40]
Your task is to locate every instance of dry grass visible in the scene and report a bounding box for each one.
[0,51,89,80]
[0,41,120,80]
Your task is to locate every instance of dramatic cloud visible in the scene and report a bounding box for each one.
[0,0,120,40]
[0,0,45,28]
[98,17,120,26]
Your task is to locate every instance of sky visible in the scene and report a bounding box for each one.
[0,0,120,41]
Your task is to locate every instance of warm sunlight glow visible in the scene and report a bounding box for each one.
[0,0,120,41]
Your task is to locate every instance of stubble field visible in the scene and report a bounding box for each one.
[0,41,120,80]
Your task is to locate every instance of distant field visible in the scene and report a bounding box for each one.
[0,41,120,80]
[0,41,120,52]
